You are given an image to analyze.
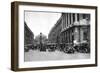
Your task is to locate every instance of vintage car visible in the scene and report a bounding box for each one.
[59,43,75,54]
[46,43,57,52]
[74,41,90,53]
[63,46,75,54]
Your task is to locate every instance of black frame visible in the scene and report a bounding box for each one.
[11,1,98,71]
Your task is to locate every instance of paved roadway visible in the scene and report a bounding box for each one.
[24,49,90,62]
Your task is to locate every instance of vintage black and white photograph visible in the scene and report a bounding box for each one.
[24,11,91,62]
[11,2,97,71]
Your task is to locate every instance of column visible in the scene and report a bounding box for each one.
[66,31,67,43]
[66,14,68,28]
[64,32,66,43]
[69,13,71,25]
[63,15,64,29]
[65,14,66,28]
[64,15,66,29]
[74,27,79,42]
[68,30,70,44]
[62,14,64,30]
[66,31,68,43]
[61,15,63,30]
[75,13,77,22]
[67,31,68,43]
[79,14,83,20]
[80,29,83,42]
[69,30,70,43]
[70,30,72,43]
[68,13,70,27]
[67,14,68,27]
[71,13,73,25]
[63,14,65,29]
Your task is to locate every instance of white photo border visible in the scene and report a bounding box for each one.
[18,5,96,68]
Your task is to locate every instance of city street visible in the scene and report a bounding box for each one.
[24,49,90,62]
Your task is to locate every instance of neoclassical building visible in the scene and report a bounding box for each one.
[48,13,90,47]
[61,13,90,46]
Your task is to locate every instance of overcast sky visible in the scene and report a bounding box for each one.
[25,11,61,38]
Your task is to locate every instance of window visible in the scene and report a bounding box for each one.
[83,14,86,19]
[73,13,75,22]
[83,29,88,40]
[77,14,79,21]
[70,13,71,24]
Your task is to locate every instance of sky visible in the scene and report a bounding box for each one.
[25,11,61,38]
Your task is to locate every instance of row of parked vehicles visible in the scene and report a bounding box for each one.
[24,42,90,54]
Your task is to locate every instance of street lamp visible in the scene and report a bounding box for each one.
[40,32,42,51]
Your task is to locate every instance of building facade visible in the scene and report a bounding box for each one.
[48,16,62,44]
[48,13,90,51]
[61,13,90,47]
[24,22,34,46]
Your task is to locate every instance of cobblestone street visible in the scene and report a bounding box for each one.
[24,49,90,62]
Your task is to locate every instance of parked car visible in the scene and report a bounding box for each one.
[74,42,90,53]
[46,43,57,52]
[63,46,75,54]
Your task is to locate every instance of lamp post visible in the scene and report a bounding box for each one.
[40,32,42,51]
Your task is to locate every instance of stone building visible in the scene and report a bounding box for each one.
[61,13,90,46]
[24,22,34,46]
[48,13,90,49]
[48,17,62,44]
